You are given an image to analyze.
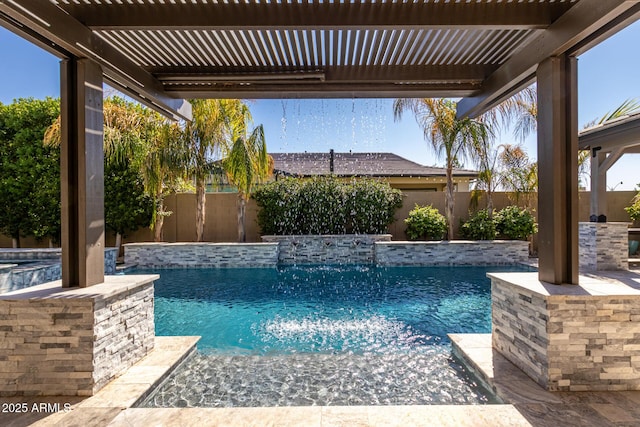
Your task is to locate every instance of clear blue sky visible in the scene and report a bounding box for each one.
[1,21,639,190]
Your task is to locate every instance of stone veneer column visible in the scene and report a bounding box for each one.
[491,272,640,391]
[0,275,156,396]
[579,222,629,272]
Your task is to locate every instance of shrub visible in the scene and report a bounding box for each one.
[404,205,447,240]
[297,177,347,234]
[253,177,402,235]
[494,206,537,240]
[460,210,497,240]
[625,189,640,221]
[346,179,403,234]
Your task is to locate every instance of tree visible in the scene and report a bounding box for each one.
[499,144,538,207]
[45,96,188,243]
[0,98,60,247]
[223,123,272,242]
[183,99,251,242]
[393,98,488,239]
[104,160,154,256]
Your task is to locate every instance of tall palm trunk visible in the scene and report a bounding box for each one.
[237,195,246,243]
[445,162,455,240]
[196,179,206,242]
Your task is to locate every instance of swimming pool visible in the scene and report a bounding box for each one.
[133,265,528,407]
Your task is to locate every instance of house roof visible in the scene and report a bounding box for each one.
[271,152,478,178]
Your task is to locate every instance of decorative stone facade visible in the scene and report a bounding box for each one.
[0,248,117,294]
[491,272,640,391]
[125,242,279,268]
[579,222,629,271]
[376,241,529,266]
[262,235,392,265]
[0,275,156,396]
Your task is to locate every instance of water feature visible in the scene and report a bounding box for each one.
[133,265,532,407]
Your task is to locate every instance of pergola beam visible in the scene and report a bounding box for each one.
[0,0,191,121]
[457,0,640,119]
[153,64,491,84]
[579,113,640,151]
[163,83,479,100]
[63,3,570,31]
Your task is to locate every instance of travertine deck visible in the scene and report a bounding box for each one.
[451,333,640,427]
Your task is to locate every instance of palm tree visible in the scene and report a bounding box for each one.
[45,97,189,244]
[223,123,273,242]
[183,99,249,242]
[394,98,488,239]
[498,144,538,207]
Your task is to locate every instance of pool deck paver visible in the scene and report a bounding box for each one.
[451,333,640,427]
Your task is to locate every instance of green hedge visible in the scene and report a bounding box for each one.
[404,205,447,240]
[460,206,537,241]
[460,210,497,240]
[253,177,402,235]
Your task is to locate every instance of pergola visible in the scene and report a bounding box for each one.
[1,0,639,287]
[579,112,640,219]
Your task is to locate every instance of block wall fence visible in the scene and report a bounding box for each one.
[2,191,635,247]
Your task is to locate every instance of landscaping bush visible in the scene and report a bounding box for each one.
[346,179,403,234]
[253,177,303,235]
[494,206,537,240]
[625,188,640,222]
[404,205,447,240]
[460,210,497,240]
[297,177,347,234]
[253,177,402,235]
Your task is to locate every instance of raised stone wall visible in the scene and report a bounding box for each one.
[0,248,117,294]
[376,241,529,266]
[125,242,279,268]
[579,222,629,272]
[262,235,392,265]
[491,272,640,391]
[0,248,117,273]
[0,275,156,396]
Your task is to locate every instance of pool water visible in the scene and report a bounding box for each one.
[133,265,527,407]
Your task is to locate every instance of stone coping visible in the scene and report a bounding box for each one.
[0,274,159,301]
[379,239,521,245]
[488,271,640,296]
[125,242,277,247]
[0,263,16,271]
[262,234,393,239]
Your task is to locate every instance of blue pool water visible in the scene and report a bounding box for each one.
[133,265,529,407]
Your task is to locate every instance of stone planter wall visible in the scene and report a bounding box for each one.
[0,275,156,396]
[579,222,629,271]
[262,234,392,265]
[125,238,532,268]
[125,242,279,268]
[491,272,640,391]
[376,240,529,266]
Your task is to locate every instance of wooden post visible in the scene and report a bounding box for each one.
[60,58,105,287]
[536,55,579,285]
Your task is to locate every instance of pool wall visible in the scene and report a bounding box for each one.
[0,248,118,294]
[125,237,530,268]
[125,242,279,268]
[262,234,392,265]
